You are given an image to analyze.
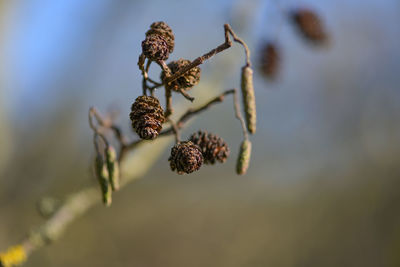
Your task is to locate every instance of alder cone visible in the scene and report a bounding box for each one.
[169,141,203,174]
[160,59,201,91]
[142,34,170,61]
[146,21,175,53]
[130,96,165,140]
[291,8,328,44]
[189,131,229,165]
[259,42,280,79]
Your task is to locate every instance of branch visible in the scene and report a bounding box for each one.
[123,89,235,151]
[0,22,253,267]
[0,87,238,267]
[0,135,173,267]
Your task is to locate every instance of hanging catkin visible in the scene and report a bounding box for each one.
[94,155,112,206]
[241,66,256,134]
[236,140,252,175]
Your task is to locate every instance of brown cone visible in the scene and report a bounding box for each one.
[169,141,203,174]
[160,59,201,92]
[146,21,175,53]
[259,42,280,79]
[291,8,328,44]
[142,34,170,61]
[130,96,165,140]
[189,131,230,165]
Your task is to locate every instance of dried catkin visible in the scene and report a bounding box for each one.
[236,140,252,175]
[94,155,112,206]
[241,66,256,134]
[105,146,120,191]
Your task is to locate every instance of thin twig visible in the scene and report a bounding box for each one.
[160,89,235,136]
[124,89,236,151]
[168,119,181,143]
[142,60,152,95]
[89,108,109,148]
[178,88,195,102]
[164,87,173,118]
[232,88,249,140]
[89,107,128,153]
[163,30,232,85]
[163,23,250,85]
[225,24,251,67]
[157,60,171,76]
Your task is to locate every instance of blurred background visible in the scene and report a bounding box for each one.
[1,0,400,266]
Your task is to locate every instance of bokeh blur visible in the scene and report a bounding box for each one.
[1,0,400,266]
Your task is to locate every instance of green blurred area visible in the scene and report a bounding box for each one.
[0,1,400,266]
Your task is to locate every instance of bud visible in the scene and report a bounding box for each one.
[241,66,256,134]
[105,146,120,191]
[94,155,112,206]
[236,140,252,175]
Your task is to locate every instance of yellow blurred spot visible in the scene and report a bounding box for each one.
[0,245,27,267]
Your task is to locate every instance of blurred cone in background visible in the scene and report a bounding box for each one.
[290,7,329,45]
[259,41,280,80]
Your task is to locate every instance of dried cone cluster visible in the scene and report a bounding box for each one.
[89,22,257,210]
[189,131,230,165]
[142,21,175,61]
[291,8,328,44]
[161,59,201,91]
[260,42,280,79]
[169,141,203,174]
[130,96,165,140]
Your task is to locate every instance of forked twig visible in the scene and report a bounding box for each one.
[163,24,251,85]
